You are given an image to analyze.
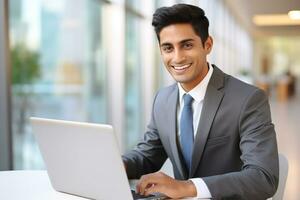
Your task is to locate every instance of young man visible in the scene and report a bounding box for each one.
[123,4,279,199]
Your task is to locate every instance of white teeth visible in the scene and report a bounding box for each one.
[173,64,191,70]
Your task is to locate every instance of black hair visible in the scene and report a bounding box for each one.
[152,4,209,45]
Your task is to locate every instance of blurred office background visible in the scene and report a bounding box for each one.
[0,0,299,199]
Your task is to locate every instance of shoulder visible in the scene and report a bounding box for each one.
[212,65,268,104]
[155,83,178,99]
[221,70,266,100]
[150,83,178,110]
[225,74,258,94]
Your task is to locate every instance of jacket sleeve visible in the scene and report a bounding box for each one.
[203,89,279,200]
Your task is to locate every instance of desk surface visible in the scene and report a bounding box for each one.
[0,170,88,200]
[0,170,203,200]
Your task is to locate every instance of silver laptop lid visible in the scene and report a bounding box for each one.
[30,117,133,200]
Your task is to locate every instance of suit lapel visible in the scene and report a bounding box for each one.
[190,65,225,177]
[166,85,187,179]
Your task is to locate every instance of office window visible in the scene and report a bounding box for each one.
[199,0,253,76]
[126,0,141,11]
[9,0,107,169]
[125,8,143,150]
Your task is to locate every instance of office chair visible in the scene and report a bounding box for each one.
[268,153,289,200]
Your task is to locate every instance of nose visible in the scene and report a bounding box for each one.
[173,49,186,63]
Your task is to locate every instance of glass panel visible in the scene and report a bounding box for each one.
[126,0,141,11]
[9,0,107,169]
[125,12,142,150]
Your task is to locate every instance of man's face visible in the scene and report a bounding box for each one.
[159,23,213,91]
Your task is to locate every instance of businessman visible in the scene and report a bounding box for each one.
[122,4,279,200]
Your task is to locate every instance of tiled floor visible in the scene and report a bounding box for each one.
[269,84,300,200]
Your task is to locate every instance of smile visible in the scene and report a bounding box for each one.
[171,63,192,71]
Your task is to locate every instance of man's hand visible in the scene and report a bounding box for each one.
[136,172,197,199]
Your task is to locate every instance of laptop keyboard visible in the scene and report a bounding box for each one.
[131,190,167,200]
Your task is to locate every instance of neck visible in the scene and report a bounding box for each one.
[181,63,209,92]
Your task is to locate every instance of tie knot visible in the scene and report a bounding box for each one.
[183,94,193,107]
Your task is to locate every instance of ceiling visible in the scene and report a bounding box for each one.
[225,0,300,37]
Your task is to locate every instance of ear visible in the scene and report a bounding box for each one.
[204,36,213,54]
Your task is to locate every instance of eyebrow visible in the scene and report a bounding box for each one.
[160,39,195,47]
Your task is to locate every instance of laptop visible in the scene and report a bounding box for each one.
[30,117,167,200]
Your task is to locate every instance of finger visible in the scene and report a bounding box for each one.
[140,177,153,195]
[138,173,161,195]
[136,175,147,194]
[144,184,166,196]
[135,182,140,194]
[136,181,153,195]
[137,174,151,195]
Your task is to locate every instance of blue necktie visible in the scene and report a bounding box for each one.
[180,94,194,173]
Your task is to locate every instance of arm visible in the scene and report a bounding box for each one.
[203,89,279,199]
[123,90,198,198]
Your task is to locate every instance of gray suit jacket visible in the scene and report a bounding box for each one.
[122,65,279,200]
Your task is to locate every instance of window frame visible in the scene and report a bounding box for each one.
[0,0,13,170]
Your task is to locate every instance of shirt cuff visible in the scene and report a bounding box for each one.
[189,178,212,199]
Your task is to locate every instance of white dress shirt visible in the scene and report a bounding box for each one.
[177,63,213,199]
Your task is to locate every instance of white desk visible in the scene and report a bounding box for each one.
[0,170,87,200]
[0,170,204,200]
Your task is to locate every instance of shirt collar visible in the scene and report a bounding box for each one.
[178,63,214,104]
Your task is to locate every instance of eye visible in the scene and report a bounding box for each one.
[162,45,173,53]
[183,43,193,49]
